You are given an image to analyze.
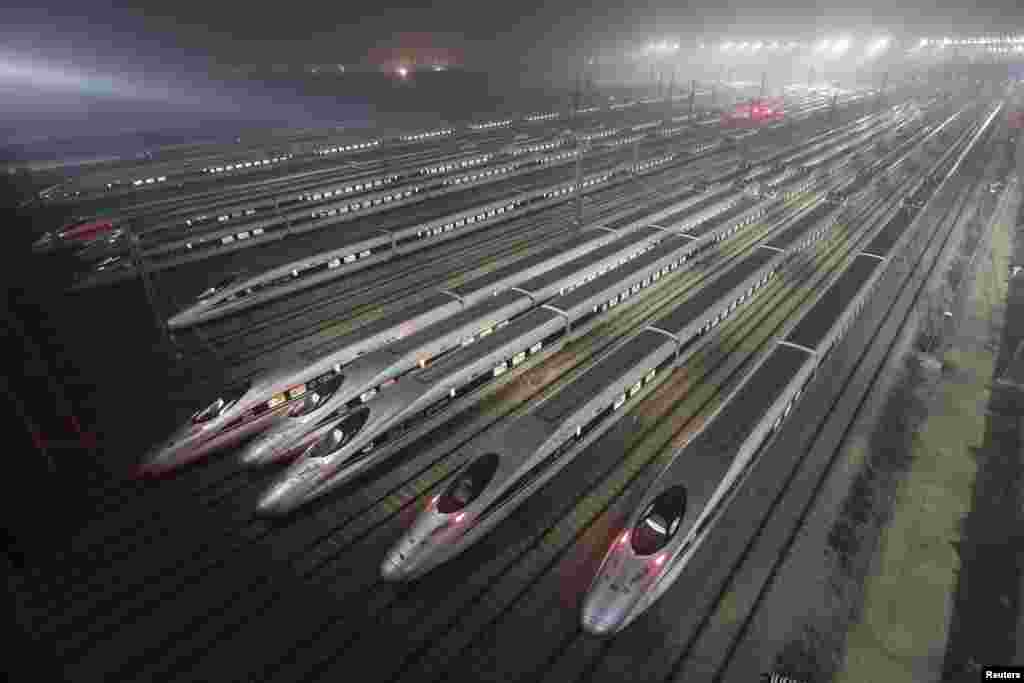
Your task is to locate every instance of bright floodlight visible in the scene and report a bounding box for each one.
[752,41,763,51]
[722,41,735,51]
[816,39,833,53]
[832,37,851,55]
[397,66,409,78]
[867,37,891,57]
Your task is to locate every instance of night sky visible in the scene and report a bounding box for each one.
[6,1,1024,69]
[2,1,1022,147]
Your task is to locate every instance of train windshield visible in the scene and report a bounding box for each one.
[306,407,370,459]
[190,381,252,425]
[631,485,687,556]
[289,373,345,418]
[197,272,246,301]
[438,452,500,513]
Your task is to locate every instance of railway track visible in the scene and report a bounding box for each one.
[172,170,714,362]
[166,104,879,369]
[51,102,705,238]
[677,109,1003,683]
[17,109,924,650]
[18,101,929,593]
[356,110,987,683]
[22,154,845,624]
[48,95,714,207]
[70,95,848,289]
[13,94,989,683]
[110,140,914,683]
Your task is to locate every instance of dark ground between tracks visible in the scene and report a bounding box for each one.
[3,171,166,682]
[0,80,659,682]
[1,93,937,683]
[769,141,1021,681]
[941,191,1024,679]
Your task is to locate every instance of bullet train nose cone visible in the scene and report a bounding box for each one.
[580,590,632,637]
[255,481,302,517]
[238,433,287,467]
[131,462,170,480]
[137,438,190,478]
[379,554,408,581]
[166,313,188,330]
[380,546,420,581]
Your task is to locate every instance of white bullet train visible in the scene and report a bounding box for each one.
[134,104,889,478]
[134,186,718,478]
[252,134,898,515]
[580,105,988,635]
[377,104,964,584]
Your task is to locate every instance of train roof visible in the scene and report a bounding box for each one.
[415,307,562,384]
[449,229,608,298]
[605,188,704,230]
[553,234,694,311]
[764,202,835,251]
[298,291,459,361]
[685,196,761,238]
[537,330,670,424]
[385,289,526,357]
[649,190,729,231]
[656,341,808,510]
[784,254,881,351]
[516,227,664,294]
[863,208,913,257]
[653,247,776,336]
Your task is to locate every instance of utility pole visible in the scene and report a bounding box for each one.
[572,65,584,223]
[665,69,675,123]
[689,78,696,119]
[878,71,889,110]
[715,65,725,108]
[808,66,815,89]
[571,71,581,126]
[127,224,179,361]
[759,71,767,101]
[830,92,839,125]
[574,141,587,225]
